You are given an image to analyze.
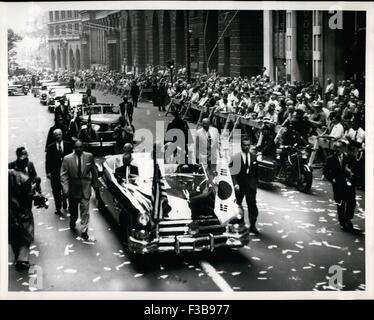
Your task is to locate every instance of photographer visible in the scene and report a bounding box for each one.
[9,147,46,271]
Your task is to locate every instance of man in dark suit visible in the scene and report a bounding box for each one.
[130,80,140,108]
[119,95,134,124]
[45,115,69,151]
[82,88,97,105]
[230,136,260,234]
[54,98,71,127]
[61,140,98,241]
[114,143,139,184]
[323,141,357,232]
[46,129,72,215]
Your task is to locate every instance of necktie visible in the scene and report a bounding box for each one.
[354,130,358,142]
[58,142,62,159]
[207,131,212,157]
[78,155,82,177]
[245,153,249,173]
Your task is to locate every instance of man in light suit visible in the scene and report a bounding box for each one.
[195,118,220,175]
[61,140,98,241]
[46,129,72,215]
[230,136,260,235]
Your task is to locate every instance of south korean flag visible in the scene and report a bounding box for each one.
[214,157,240,224]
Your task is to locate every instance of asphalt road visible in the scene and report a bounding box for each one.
[8,90,366,292]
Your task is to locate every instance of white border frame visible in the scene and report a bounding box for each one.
[1,1,373,300]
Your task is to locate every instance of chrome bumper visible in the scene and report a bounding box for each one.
[127,229,249,254]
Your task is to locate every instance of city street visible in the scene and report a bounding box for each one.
[8,90,365,292]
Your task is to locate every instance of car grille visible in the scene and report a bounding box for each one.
[157,218,226,237]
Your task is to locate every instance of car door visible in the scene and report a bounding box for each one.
[99,164,122,225]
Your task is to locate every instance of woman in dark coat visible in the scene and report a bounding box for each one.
[8,147,41,270]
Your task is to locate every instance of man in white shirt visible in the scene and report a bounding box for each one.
[337,80,346,97]
[329,114,345,140]
[195,118,220,174]
[350,83,359,98]
[325,78,335,100]
[345,121,365,146]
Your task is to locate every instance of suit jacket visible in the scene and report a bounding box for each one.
[120,101,134,117]
[45,124,69,151]
[82,95,97,105]
[230,152,258,192]
[60,151,98,199]
[45,140,72,177]
[114,164,139,183]
[323,153,355,200]
[195,126,220,165]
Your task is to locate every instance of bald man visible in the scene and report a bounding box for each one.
[46,129,72,215]
[61,140,98,241]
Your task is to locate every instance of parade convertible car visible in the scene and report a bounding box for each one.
[78,103,122,153]
[47,86,72,111]
[95,153,249,255]
[8,81,29,96]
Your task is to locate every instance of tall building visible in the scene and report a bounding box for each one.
[47,10,366,91]
[47,10,82,71]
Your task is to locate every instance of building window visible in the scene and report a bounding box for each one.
[55,11,59,21]
[55,25,60,35]
[49,11,54,22]
[61,11,66,20]
[67,10,72,19]
[49,26,54,36]
[68,24,72,35]
[61,24,66,35]
[74,23,79,33]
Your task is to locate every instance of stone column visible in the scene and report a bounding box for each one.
[285,10,300,82]
[263,10,274,80]
[312,10,323,85]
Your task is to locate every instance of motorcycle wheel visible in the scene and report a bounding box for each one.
[296,170,313,193]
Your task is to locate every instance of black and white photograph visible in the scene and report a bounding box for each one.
[1,1,373,297]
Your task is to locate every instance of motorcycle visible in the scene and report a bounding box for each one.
[257,143,313,193]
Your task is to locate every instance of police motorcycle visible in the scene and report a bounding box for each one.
[255,120,313,193]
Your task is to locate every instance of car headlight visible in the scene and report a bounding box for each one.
[227,223,241,233]
[132,229,151,240]
[137,213,150,226]
[188,221,199,235]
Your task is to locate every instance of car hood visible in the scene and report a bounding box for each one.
[102,154,215,220]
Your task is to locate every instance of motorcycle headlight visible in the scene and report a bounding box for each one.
[137,213,150,226]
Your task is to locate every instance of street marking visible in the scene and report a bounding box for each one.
[200,261,234,292]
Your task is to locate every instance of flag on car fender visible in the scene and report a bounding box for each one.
[214,156,240,224]
[152,159,171,220]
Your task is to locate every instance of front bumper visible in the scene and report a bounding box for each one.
[128,225,250,254]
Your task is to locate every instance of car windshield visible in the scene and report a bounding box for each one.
[81,105,120,116]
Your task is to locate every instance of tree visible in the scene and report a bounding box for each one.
[8,29,22,71]
[8,29,22,52]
